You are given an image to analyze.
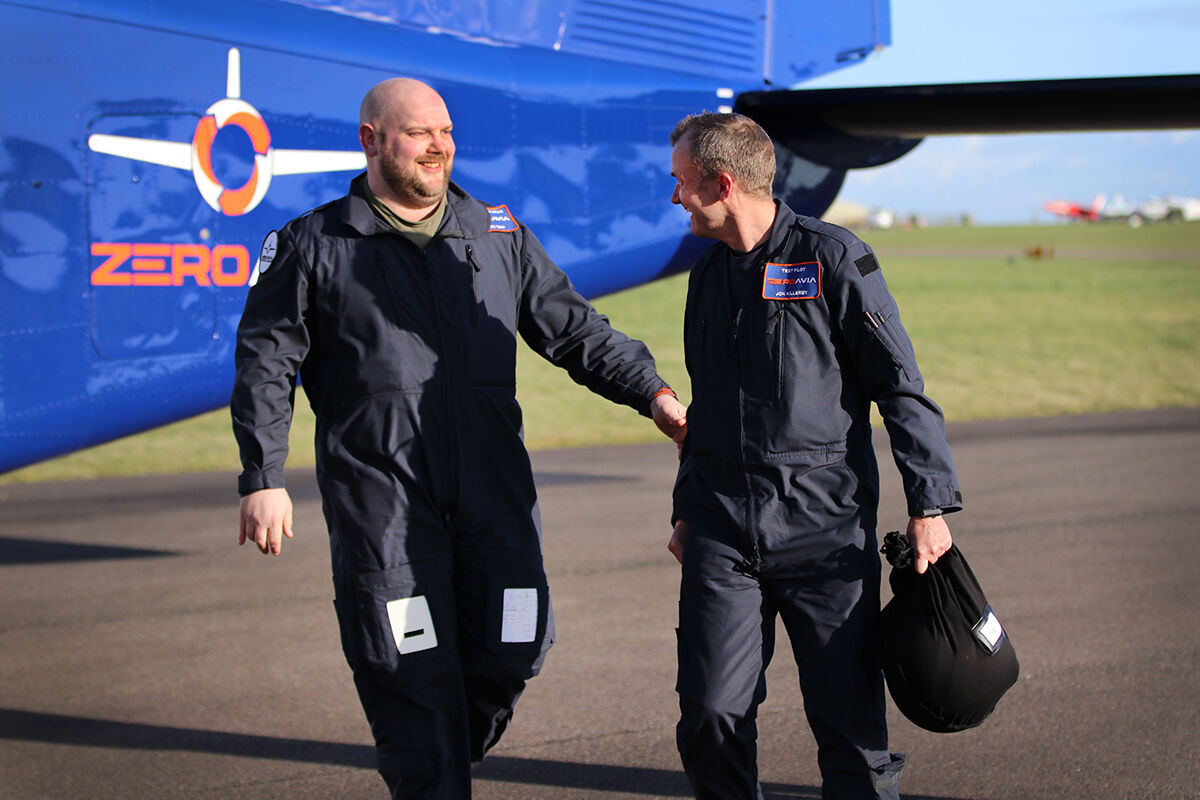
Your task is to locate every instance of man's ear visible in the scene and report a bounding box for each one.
[717,172,735,201]
[359,123,377,156]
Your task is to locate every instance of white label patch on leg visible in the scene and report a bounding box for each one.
[386,595,438,654]
[501,588,538,643]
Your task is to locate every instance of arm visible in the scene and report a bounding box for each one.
[515,225,678,423]
[827,240,963,519]
[230,228,312,552]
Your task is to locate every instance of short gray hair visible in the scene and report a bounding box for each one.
[670,112,775,198]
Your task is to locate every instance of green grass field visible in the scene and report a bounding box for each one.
[4,222,1198,483]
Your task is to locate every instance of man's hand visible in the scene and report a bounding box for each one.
[906,515,952,574]
[239,488,295,556]
[651,392,688,445]
[668,520,689,564]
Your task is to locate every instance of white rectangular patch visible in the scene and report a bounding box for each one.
[972,606,1005,654]
[501,588,538,643]
[386,595,438,654]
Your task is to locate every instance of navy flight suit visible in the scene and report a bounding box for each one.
[231,174,672,799]
[672,202,962,799]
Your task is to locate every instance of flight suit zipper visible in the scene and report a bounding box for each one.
[372,235,458,526]
[731,304,762,569]
[374,250,402,321]
[425,235,459,520]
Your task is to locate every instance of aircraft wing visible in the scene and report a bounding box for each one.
[738,74,1200,170]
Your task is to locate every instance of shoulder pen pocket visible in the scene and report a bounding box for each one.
[864,309,920,382]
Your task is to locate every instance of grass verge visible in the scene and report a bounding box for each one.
[3,222,1197,483]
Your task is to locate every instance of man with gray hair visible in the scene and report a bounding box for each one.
[666,112,962,799]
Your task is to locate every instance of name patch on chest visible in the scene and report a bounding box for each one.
[486,205,518,232]
[762,261,821,300]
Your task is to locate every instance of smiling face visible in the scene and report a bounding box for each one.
[670,140,725,239]
[361,79,455,212]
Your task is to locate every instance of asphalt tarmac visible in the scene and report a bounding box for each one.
[1,408,1197,800]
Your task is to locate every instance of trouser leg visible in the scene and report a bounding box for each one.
[349,659,473,800]
[771,546,901,800]
[452,523,554,762]
[335,556,548,795]
[463,672,528,761]
[675,527,772,800]
[333,548,474,800]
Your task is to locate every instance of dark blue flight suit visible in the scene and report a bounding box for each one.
[672,202,962,799]
[231,174,671,800]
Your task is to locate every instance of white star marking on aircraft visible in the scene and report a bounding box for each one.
[87,48,366,217]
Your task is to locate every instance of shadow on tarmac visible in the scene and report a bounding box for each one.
[0,707,962,800]
[0,707,376,767]
[0,536,179,565]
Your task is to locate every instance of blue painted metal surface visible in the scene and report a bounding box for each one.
[0,0,887,471]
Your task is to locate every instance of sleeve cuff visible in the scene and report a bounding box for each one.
[641,384,675,417]
[906,487,963,518]
[238,469,286,496]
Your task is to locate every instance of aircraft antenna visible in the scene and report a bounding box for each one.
[227,48,241,99]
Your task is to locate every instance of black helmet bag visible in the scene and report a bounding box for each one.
[877,531,1019,733]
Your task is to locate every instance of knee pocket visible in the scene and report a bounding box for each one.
[336,560,459,689]
[458,555,555,678]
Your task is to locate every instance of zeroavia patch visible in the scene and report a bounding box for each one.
[762,261,821,300]
[487,205,518,232]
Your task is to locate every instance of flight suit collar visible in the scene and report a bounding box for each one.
[341,173,491,240]
[342,173,385,236]
[722,201,796,271]
[763,199,799,258]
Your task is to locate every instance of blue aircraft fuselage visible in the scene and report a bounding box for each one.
[0,0,887,471]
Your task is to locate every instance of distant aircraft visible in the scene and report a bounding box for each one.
[1045,193,1200,226]
[1044,194,1108,222]
[2,0,1199,473]
[1135,195,1200,224]
[1043,193,1138,223]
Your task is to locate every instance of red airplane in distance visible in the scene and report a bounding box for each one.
[1043,193,1108,221]
[1044,192,1161,224]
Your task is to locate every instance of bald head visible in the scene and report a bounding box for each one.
[360,78,447,127]
[358,78,456,216]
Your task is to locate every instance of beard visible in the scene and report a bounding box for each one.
[378,148,452,205]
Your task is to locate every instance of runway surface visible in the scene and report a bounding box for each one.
[2,408,1197,799]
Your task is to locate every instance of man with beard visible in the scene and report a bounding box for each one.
[231,78,688,799]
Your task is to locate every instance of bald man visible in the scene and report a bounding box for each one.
[231,78,687,799]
